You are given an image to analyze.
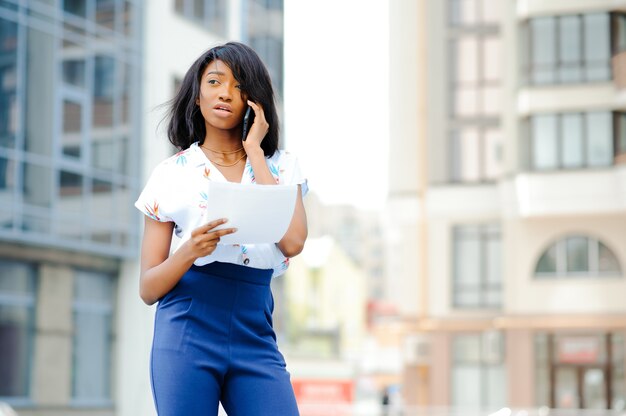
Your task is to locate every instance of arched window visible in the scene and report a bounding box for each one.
[535,235,622,278]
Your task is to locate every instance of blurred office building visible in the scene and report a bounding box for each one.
[270,193,384,411]
[387,0,626,412]
[281,234,368,412]
[302,193,386,303]
[0,1,142,415]
[0,1,283,415]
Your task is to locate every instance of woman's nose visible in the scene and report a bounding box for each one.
[218,85,234,101]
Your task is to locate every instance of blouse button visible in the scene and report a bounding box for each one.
[243,258,250,265]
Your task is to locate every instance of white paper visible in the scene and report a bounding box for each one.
[200,181,298,245]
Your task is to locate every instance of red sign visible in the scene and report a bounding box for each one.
[292,379,354,416]
[557,337,600,364]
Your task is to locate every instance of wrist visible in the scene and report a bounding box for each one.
[177,240,198,265]
[245,146,265,160]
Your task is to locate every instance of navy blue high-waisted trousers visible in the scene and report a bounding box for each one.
[150,262,300,415]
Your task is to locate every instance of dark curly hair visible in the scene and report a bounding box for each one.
[166,42,279,157]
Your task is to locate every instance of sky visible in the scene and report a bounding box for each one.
[283,0,389,211]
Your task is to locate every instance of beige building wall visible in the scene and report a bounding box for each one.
[0,244,118,416]
[505,216,626,315]
[388,0,626,410]
[385,0,424,319]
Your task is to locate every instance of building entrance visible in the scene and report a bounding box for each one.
[554,366,607,409]
[549,334,614,409]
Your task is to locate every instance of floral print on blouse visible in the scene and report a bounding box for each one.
[134,142,308,278]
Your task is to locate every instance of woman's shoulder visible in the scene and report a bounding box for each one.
[156,144,198,170]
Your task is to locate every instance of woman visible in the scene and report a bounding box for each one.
[135,42,307,416]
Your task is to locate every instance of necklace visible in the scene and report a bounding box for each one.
[201,144,244,154]
[207,152,247,167]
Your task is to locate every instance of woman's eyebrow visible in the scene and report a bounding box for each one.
[206,70,225,76]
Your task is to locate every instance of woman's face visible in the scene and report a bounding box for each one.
[196,59,247,131]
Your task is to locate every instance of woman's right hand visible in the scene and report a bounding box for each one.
[182,218,237,259]
[139,217,236,305]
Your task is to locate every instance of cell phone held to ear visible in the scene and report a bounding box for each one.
[242,106,255,141]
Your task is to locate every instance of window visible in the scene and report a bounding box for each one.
[612,13,626,55]
[61,98,83,159]
[452,224,501,308]
[447,0,502,184]
[250,35,284,99]
[0,260,36,399]
[529,112,614,170]
[174,0,228,37]
[244,0,284,100]
[63,0,86,18]
[93,55,115,127]
[527,13,611,85]
[615,113,626,160]
[95,0,116,30]
[612,333,625,409]
[0,155,13,191]
[450,35,501,117]
[0,16,18,149]
[449,0,502,26]
[535,235,622,278]
[72,270,114,404]
[450,127,502,182]
[452,333,506,408]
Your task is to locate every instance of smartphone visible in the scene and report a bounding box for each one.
[241,106,255,141]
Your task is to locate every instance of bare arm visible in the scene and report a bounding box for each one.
[243,100,308,257]
[276,185,307,257]
[139,216,237,305]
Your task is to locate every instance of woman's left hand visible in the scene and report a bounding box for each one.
[243,100,269,152]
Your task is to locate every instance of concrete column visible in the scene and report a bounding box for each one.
[33,264,73,405]
[116,260,157,416]
[506,329,534,407]
[429,332,451,406]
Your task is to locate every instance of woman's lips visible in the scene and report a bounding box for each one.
[212,106,233,117]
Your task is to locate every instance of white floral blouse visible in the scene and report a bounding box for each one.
[134,142,308,277]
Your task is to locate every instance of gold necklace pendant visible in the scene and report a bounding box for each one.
[201,144,244,155]
[209,153,247,167]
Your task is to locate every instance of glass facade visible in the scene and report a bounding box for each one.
[452,224,501,308]
[244,0,284,100]
[174,0,228,38]
[72,270,114,404]
[0,260,35,400]
[0,0,142,258]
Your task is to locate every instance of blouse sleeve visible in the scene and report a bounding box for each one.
[280,151,309,197]
[134,163,175,223]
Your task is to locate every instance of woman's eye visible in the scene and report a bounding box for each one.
[208,79,219,85]
[235,85,242,90]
